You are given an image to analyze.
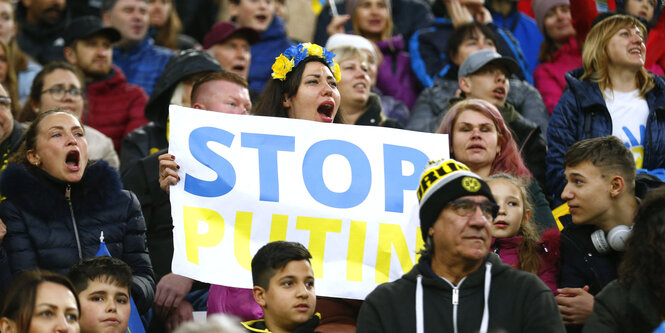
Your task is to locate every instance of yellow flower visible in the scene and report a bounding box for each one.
[308,44,324,57]
[331,62,342,83]
[271,54,294,80]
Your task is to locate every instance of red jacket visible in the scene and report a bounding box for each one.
[534,37,582,115]
[85,66,149,151]
[491,228,561,294]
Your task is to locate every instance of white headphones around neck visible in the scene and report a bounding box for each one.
[590,225,632,254]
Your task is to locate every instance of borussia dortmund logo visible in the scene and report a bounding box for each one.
[462,177,481,192]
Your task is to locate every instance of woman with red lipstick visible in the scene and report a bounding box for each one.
[253,43,343,123]
[486,173,560,294]
[546,15,665,207]
[18,62,119,169]
[437,98,556,231]
[0,109,155,315]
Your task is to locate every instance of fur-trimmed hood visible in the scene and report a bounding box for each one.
[0,160,122,220]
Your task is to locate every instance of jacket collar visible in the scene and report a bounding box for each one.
[0,160,122,220]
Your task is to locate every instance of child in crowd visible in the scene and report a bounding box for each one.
[486,173,560,293]
[68,256,133,333]
[242,241,319,333]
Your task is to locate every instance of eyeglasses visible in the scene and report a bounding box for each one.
[0,96,11,110]
[41,86,82,101]
[446,199,498,220]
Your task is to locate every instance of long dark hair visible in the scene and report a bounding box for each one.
[618,186,665,314]
[0,270,80,333]
[252,56,344,123]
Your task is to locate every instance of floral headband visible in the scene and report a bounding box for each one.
[271,43,342,83]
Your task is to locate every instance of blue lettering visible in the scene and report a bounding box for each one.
[241,133,296,202]
[302,140,371,208]
[185,127,236,197]
[383,144,429,212]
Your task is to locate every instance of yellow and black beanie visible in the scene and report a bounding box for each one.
[417,159,496,240]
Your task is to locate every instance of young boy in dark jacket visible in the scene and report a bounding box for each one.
[242,241,321,333]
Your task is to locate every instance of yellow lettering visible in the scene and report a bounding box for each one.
[415,227,423,263]
[234,211,253,271]
[296,217,342,278]
[375,223,413,283]
[269,214,289,242]
[183,206,224,264]
[347,221,367,281]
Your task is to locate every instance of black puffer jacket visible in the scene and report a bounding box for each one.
[0,161,155,313]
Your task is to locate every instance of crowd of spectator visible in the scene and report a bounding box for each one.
[1,0,665,332]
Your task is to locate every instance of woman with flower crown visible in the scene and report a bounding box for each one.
[171,43,349,329]
[252,42,343,123]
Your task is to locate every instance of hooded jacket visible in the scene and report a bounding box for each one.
[546,68,665,204]
[248,17,294,94]
[85,66,149,151]
[356,254,565,333]
[409,18,533,88]
[0,161,155,313]
[120,51,221,284]
[406,72,549,135]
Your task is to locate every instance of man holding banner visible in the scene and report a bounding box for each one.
[356,159,565,333]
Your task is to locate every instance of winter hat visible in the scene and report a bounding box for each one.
[325,33,377,61]
[532,0,570,34]
[417,159,496,241]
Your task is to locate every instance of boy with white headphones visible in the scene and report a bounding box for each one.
[556,136,639,331]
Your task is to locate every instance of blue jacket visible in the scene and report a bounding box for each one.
[490,9,543,78]
[409,18,532,88]
[113,37,173,96]
[249,17,294,93]
[546,68,665,203]
[0,161,155,313]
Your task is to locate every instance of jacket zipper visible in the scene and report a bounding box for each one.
[452,285,460,333]
[65,185,83,259]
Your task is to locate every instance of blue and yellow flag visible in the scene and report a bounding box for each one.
[96,232,146,333]
[311,0,327,15]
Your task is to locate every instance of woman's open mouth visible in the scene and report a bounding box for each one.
[65,150,80,171]
[317,101,335,123]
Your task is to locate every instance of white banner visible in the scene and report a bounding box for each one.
[169,105,448,299]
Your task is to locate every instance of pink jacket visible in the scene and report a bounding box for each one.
[491,228,561,293]
[207,285,263,321]
[534,37,582,115]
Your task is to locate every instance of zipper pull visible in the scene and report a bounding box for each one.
[452,287,459,305]
[65,184,71,201]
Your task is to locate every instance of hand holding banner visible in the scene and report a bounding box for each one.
[168,106,448,300]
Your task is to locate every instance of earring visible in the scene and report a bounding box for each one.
[34,107,39,114]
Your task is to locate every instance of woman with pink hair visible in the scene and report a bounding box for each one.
[437,98,556,230]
